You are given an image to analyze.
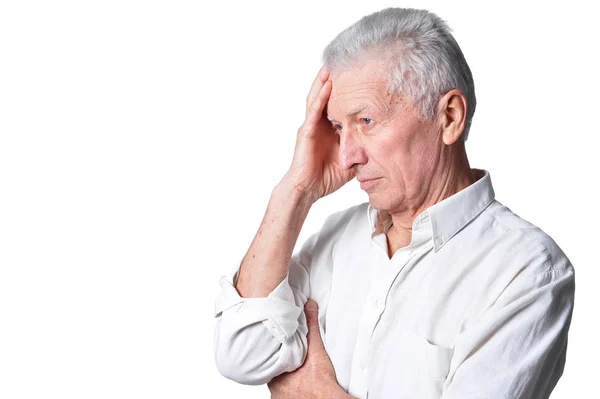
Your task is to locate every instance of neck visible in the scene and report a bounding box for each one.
[387,141,476,248]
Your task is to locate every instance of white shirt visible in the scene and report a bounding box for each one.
[213,169,575,399]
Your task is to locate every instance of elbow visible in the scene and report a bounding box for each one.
[216,360,271,385]
[214,348,274,385]
[214,325,307,385]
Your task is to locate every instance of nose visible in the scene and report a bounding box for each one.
[338,129,367,170]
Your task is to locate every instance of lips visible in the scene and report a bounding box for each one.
[357,177,379,183]
[359,177,380,190]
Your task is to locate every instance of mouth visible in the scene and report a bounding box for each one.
[359,178,380,190]
[357,176,379,183]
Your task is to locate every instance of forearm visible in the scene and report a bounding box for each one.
[329,387,357,399]
[235,176,314,298]
[322,380,358,399]
[333,392,358,399]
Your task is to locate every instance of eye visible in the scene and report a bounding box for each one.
[333,124,343,131]
[362,118,372,125]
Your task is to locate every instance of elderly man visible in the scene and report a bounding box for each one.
[214,7,575,399]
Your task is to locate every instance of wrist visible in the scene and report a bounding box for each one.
[275,174,318,207]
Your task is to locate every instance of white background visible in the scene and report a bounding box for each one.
[0,0,597,398]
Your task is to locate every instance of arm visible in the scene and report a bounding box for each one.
[440,264,575,399]
[267,299,360,399]
[235,177,314,298]
[213,65,355,386]
[213,180,316,385]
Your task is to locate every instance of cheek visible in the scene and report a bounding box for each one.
[375,134,412,171]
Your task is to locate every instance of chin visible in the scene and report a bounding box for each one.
[368,191,399,212]
[366,193,385,210]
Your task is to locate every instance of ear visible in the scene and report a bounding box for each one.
[437,89,467,145]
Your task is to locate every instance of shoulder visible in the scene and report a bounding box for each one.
[451,200,575,320]
[318,201,369,236]
[481,200,573,275]
[302,202,369,260]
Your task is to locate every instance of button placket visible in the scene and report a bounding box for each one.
[348,245,387,398]
[372,298,379,309]
[348,296,377,398]
[349,241,423,398]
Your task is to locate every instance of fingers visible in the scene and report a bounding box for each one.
[306,65,330,113]
[305,299,325,352]
[304,298,319,324]
[304,80,332,127]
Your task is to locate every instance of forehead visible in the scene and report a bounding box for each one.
[327,60,395,117]
[330,59,388,90]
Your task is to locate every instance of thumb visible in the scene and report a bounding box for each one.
[304,299,325,351]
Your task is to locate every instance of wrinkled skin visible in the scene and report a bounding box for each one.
[267,299,348,399]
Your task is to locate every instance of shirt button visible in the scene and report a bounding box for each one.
[372,299,379,308]
[360,360,367,370]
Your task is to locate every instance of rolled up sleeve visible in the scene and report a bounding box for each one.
[441,263,575,399]
[213,233,317,385]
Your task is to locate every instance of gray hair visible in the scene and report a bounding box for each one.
[322,8,476,141]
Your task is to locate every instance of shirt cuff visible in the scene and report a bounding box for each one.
[214,267,306,344]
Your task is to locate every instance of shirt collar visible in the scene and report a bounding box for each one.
[367,168,495,253]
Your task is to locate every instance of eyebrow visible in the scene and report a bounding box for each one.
[327,104,371,122]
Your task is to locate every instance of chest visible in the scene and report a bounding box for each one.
[322,238,485,398]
